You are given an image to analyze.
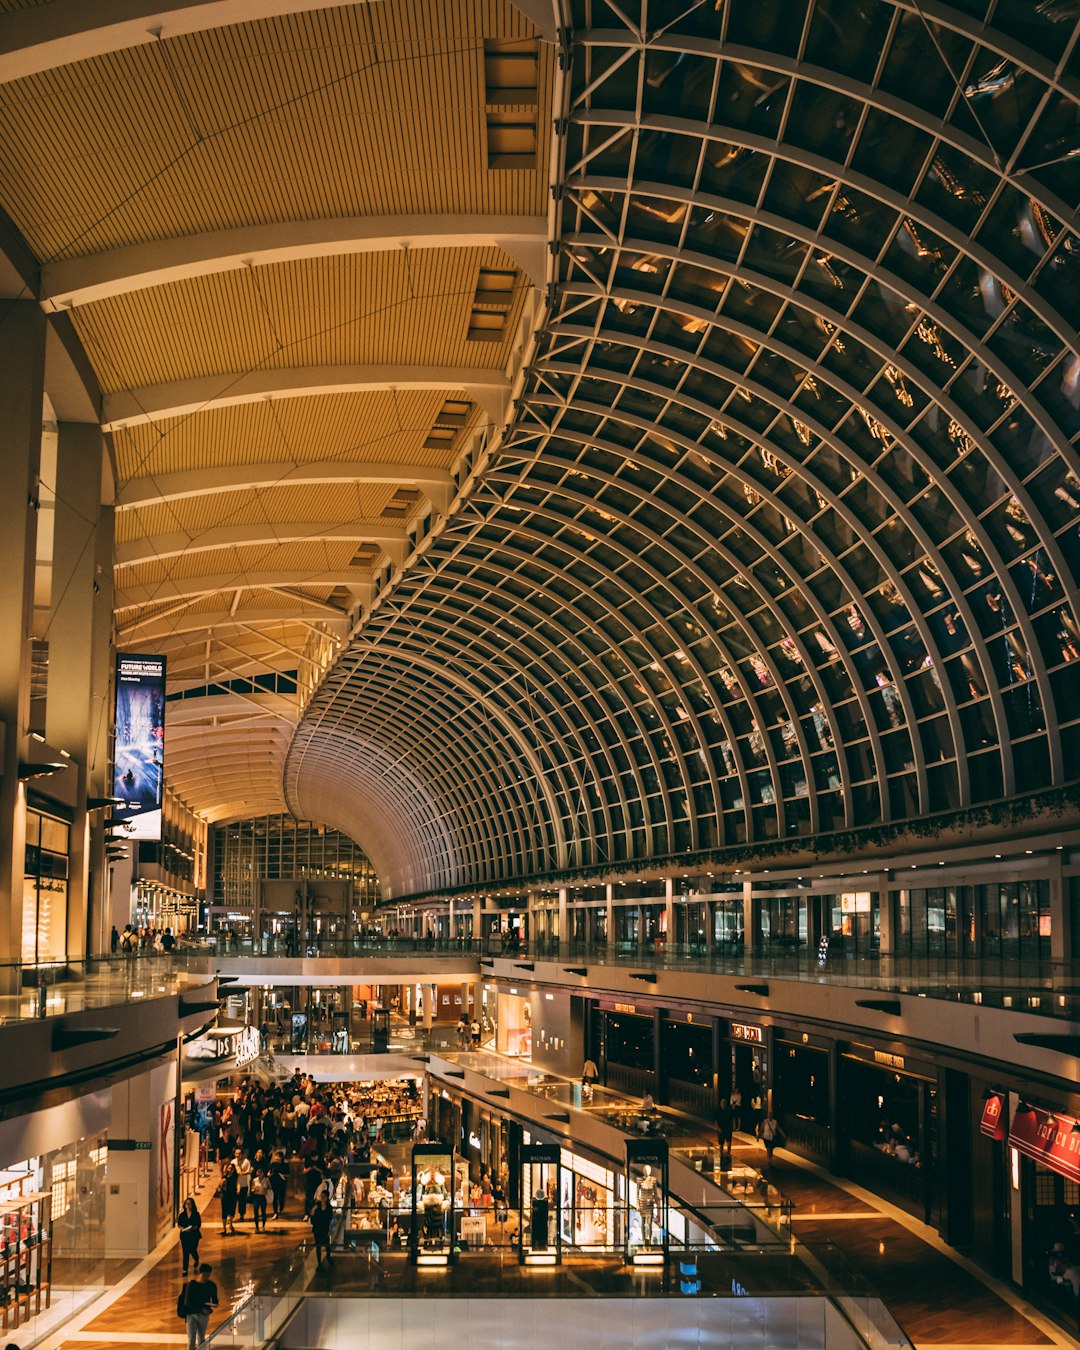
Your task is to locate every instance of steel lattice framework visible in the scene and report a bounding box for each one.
[285,0,1080,899]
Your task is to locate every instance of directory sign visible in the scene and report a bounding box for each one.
[112,653,166,839]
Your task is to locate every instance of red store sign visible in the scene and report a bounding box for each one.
[980,1093,1007,1140]
[1007,1106,1080,1184]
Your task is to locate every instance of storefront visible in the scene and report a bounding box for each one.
[661,1015,714,1117]
[600,1007,654,1097]
[726,1019,767,1113]
[774,1033,832,1163]
[496,990,532,1058]
[559,1147,616,1251]
[840,1045,937,1221]
[22,805,70,964]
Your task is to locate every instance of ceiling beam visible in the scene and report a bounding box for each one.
[117,603,347,641]
[116,570,381,611]
[115,460,456,511]
[101,365,511,431]
[115,520,408,569]
[165,691,296,725]
[0,0,371,84]
[42,214,547,308]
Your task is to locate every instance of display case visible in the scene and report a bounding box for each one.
[410,1143,454,1266]
[624,1139,667,1267]
[519,1142,560,1265]
[0,1184,52,1331]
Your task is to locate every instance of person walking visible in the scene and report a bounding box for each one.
[581,1057,599,1094]
[234,1149,252,1222]
[250,1168,269,1233]
[760,1111,784,1170]
[269,1149,289,1218]
[182,1263,218,1349]
[177,1197,202,1275]
[110,925,120,955]
[729,1085,743,1132]
[310,1194,334,1268]
[715,1096,734,1161]
[219,1161,238,1236]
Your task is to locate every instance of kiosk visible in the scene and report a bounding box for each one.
[625,1138,668,1267]
[410,1143,455,1266]
[519,1142,561,1265]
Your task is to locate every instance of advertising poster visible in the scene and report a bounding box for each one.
[112,653,166,840]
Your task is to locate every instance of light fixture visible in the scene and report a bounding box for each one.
[1016,1101,1036,1115]
[18,761,69,779]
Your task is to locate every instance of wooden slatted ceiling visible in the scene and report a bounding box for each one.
[121,537,372,585]
[0,1,550,260]
[115,481,424,542]
[69,246,529,392]
[110,389,471,479]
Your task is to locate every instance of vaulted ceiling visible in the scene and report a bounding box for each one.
[0,0,1077,893]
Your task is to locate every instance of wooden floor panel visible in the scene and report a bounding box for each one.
[795,1217,1054,1345]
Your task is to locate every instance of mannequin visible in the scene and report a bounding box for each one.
[530,1187,549,1249]
[637,1165,658,1245]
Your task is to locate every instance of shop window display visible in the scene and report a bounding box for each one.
[519,1143,560,1264]
[410,1144,455,1265]
[625,1139,669,1266]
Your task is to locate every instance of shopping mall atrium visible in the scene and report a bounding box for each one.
[0,0,1077,1346]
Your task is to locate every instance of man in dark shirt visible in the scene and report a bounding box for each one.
[184,1263,218,1349]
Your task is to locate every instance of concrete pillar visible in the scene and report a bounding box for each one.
[1048,852,1068,965]
[47,422,107,957]
[0,302,46,965]
[663,877,674,947]
[604,883,614,951]
[704,899,714,956]
[876,873,894,955]
[557,886,567,948]
[742,880,755,954]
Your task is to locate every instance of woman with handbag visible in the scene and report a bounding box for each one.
[177,1197,202,1275]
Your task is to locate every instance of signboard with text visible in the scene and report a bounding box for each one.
[112,653,166,840]
[1008,1105,1080,1182]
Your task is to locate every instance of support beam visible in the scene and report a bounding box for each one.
[115,520,408,569]
[115,461,456,512]
[101,366,511,431]
[42,214,547,307]
[116,570,386,611]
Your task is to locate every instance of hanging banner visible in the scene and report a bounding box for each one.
[1008,1105,1080,1183]
[979,1093,1008,1140]
[112,653,166,840]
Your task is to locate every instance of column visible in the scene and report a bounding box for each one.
[0,302,46,966]
[875,873,894,956]
[742,880,755,955]
[557,886,567,951]
[604,883,614,952]
[1048,851,1068,966]
[86,500,114,953]
[704,898,714,957]
[663,877,674,949]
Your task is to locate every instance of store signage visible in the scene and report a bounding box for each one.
[874,1050,906,1070]
[468,1132,482,1151]
[731,1023,763,1043]
[979,1093,1008,1140]
[1008,1106,1080,1183]
[235,1025,260,1067]
[112,653,166,840]
[614,1002,636,1014]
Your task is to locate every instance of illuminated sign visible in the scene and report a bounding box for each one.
[468,1131,482,1151]
[112,653,166,840]
[235,1025,260,1067]
[614,1002,637,1014]
[873,1050,906,1070]
[731,1023,763,1043]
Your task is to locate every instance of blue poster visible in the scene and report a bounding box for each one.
[112,653,166,840]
